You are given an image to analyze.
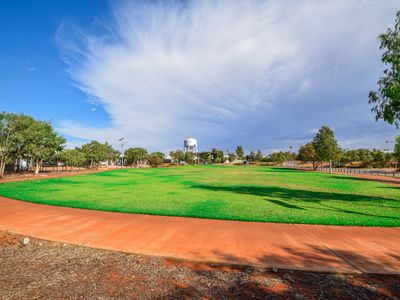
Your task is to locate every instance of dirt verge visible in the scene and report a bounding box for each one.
[1,231,399,299]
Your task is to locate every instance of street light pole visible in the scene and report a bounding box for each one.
[119,138,127,168]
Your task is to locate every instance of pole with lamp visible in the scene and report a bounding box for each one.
[119,137,127,168]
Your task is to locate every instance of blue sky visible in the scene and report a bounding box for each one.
[1,0,399,153]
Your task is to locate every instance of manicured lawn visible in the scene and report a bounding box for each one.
[0,165,399,226]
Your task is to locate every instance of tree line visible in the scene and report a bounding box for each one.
[2,112,400,178]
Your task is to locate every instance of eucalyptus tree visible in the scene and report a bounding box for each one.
[369,11,400,127]
[298,142,321,170]
[124,147,148,165]
[0,112,35,177]
[312,126,341,174]
[235,145,244,159]
[25,120,66,174]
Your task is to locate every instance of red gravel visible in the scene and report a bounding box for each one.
[0,231,399,299]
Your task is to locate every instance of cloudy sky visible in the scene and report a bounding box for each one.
[1,0,399,153]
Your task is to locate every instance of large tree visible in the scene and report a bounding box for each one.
[236,146,244,159]
[61,148,86,168]
[369,11,400,127]
[147,153,163,167]
[0,112,35,177]
[81,141,111,168]
[211,148,225,163]
[184,151,195,164]
[312,126,340,174]
[298,142,321,170]
[124,147,148,166]
[170,149,184,164]
[25,120,66,175]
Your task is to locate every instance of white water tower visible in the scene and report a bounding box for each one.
[184,137,198,153]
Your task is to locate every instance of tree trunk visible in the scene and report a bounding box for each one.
[35,161,40,175]
[0,159,5,178]
[329,160,332,174]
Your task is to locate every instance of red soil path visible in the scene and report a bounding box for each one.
[0,196,399,274]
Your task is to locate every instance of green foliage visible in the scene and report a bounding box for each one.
[1,165,399,226]
[61,149,86,167]
[369,11,400,127]
[124,147,148,165]
[147,153,163,167]
[312,126,341,167]
[298,142,321,170]
[23,120,65,174]
[338,148,394,168]
[152,152,165,159]
[247,150,256,162]
[255,150,263,162]
[211,148,225,163]
[0,112,36,176]
[266,151,294,164]
[199,152,212,164]
[81,141,116,168]
[228,152,236,162]
[184,152,195,164]
[394,135,400,167]
[235,145,244,159]
[170,150,184,163]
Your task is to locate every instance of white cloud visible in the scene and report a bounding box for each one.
[57,0,399,151]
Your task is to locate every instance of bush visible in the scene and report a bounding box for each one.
[147,153,163,167]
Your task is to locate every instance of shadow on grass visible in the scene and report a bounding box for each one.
[189,184,400,220]
[327,174,400,185]
[267,199,305,210]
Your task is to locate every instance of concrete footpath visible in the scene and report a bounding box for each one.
[0,196,399,274]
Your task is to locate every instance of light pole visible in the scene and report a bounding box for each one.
[119,138,127,168]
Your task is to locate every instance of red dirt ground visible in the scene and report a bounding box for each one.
[1,231,399,299]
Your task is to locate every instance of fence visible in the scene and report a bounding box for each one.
[291,165,400,178]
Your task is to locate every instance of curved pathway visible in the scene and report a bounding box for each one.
[0,196,399,274]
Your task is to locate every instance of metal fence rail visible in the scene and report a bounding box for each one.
[292,165,400,178]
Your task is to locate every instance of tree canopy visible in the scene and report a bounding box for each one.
[124,147,148,165]
[369,11,400,127]
[235,146,244,159]
[312,126,340,173]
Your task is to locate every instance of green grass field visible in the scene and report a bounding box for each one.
[0,165,399,226]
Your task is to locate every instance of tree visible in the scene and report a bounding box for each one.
[25,120,66,175]
[184,151,195,164]
[170,150,184,164]
[199,152,212,164]
[61,148,85,168]
[152,152,165,160]
[211,148,225,163]
[255,150,263,162]
[369,11,400,127]
[247,151,256,162]
[0,112,35,177]
[81,141,110,168]
[147,153,163,167]
[236,146,244,159]
[312,126,340,173]
[371,149,388,168]
[298,142,321,170]
[124,147,148,165]
[228,152,236,163]
[267,151,292,164]
[103,143,119,166]
[394,135,400,169]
